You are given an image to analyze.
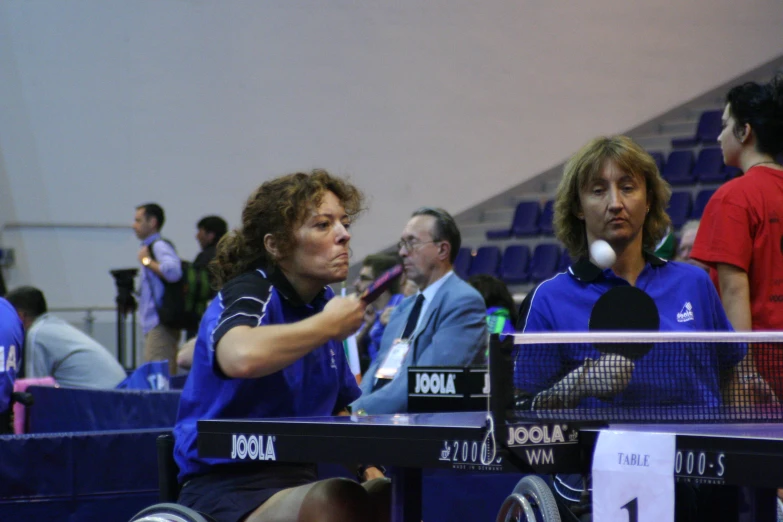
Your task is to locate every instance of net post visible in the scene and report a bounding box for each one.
[488,333,514,433]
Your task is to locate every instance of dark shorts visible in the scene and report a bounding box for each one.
[178,463,317,522]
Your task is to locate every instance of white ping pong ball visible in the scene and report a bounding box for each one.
[590,239,617,269]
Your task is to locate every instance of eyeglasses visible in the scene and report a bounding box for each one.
[397,238,439,252]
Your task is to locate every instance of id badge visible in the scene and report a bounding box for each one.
[375,339,410,380]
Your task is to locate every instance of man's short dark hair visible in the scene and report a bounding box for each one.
[411,207,461,264]
[6,286,48,318]
[197,215,228,241]
[362,254,402,294]
[137,203,165,230]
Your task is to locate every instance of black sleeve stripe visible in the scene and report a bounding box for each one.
[210,273,273,349]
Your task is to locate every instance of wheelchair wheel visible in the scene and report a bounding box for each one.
[496,493,536,522]
[129,502,217,522]
[496,475,561,522]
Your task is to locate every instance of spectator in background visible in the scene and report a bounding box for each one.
[0,297,23,433]
[690,74,783,394]
[674,220,708,270]
[653,225,676,260]
[133,203,183,376]
[467,274,518,336]
[182,215,229,341]
[5,286,126,389]
[351,207,487,414]
[468,274,517,364]
[352,254,404,368]
[194,215,228,271]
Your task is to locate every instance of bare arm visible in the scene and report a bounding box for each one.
[216,296,366,379]
[177,338,196,370]
[717,263,752,331]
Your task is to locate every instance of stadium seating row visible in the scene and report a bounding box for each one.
[454,243,572,285]
[651,148,741,185]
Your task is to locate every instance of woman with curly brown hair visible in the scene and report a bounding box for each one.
[173,170,389,522]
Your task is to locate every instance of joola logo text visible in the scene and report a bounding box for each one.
[414,372,457,394]
[230,434,277,461]
[506,425,566,446]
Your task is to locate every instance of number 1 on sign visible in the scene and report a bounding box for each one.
[621,498,638,522]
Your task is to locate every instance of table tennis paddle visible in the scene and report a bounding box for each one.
[589,285,660,361]
[360,264,404,305]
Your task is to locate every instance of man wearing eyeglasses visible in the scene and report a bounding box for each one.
[351,208,487,414]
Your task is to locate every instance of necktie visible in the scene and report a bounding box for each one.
[402,294,425,339]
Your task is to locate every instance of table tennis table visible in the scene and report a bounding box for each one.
[196,335,783,521]
[197,412,783,521]
[197,411,588,521]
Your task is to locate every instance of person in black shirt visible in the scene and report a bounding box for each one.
[194,215,228,270]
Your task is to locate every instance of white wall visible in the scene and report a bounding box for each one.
[2,0,783,310]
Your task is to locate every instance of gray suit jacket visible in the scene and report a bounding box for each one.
[352,273,487,414]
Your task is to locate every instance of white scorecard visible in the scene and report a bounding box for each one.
[592,429,675,522]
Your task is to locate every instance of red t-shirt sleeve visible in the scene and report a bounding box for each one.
[690,186,754,272]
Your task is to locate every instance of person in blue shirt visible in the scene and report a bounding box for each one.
[133,202,183,376]
[173,170,390,522]
[0,297,24,433]
[513,136,774,519]
[516,135,771,410]
[352,254,404,367]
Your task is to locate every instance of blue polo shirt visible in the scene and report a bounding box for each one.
[516,255,743,408]
[173,267,361,482]
[1,298,24,414]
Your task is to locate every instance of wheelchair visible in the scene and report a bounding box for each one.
[128,433,217,522]
[496,474,596,522]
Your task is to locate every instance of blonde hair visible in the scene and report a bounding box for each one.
[553,136,671,259]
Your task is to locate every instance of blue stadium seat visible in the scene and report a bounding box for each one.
[648,151,666,173]
[693,148,726,183]
[453,247,473,279]
[662,150,695,185]
[529,244,560,283]
[667,191,693,230]
[467,246,501,277]
[692,189,716,219]
[538,200,555,236]
[512,201,541,237]
[671,110,722,148]
[499,245,530,285]
[557,250,573,272]
[486,201,540,239]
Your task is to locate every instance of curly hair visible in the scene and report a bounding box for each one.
[211,169,365,288]
[554,135,672,259]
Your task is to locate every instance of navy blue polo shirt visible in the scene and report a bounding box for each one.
[516,255,743,408]
[0,298,24,414]
[173,268,361,482]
